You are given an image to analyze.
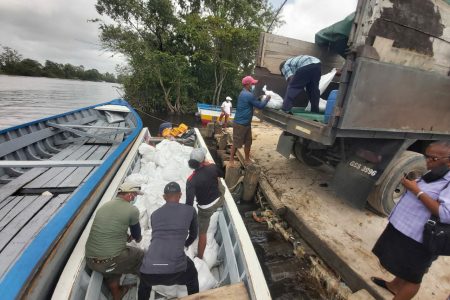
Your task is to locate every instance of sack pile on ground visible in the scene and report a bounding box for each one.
[126,140,220,297]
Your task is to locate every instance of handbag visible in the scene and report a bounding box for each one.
[423,215,450,256]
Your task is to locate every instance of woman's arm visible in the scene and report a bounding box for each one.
[401,177,440,216]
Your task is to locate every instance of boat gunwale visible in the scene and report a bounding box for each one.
[0,100,143,300]
[195,128,271,300]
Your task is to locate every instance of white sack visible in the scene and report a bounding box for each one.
[319,68,337,95]
[124,173,147,185]
[262,85,284,109]
[305,98,327,113]
[194,257,218,292]
[203,240,219,269]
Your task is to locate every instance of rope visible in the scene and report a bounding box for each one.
[134,108,179,126]
[112,88,182,127]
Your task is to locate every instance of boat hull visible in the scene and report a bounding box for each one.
[0,99,143,300]
[197,103,259,125]
[52,128,271,300]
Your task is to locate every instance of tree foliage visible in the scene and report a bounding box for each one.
[0,46,118,82]
[94,0,282,112]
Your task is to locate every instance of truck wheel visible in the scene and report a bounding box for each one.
[367,151,426,216]
[293,140,323,167]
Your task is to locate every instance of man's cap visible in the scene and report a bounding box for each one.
[190,147,207,163]
[118,181,144,195]
[226,96,232,101]
[242,75,258,86]
[158,122,172,134]
[164,181,181,194]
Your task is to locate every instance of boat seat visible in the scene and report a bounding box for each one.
[85,271,108,300]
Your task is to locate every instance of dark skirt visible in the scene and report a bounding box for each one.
[372,223,436,284]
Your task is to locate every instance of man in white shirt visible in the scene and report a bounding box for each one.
[218,96,232,128]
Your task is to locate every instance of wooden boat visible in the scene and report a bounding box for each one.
[197,103,236,125]
[52,127,271,300]
[197,103,260,126]
[0,99,143,300]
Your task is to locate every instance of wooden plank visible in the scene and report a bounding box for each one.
[0,196,37,229]
[259,177,286,215]
[180,283,249,300]
[53,124,133,131]
[58,146,110,188]
[0,196,23,220]
[47,122,117,144]
[0,160,103,168]
[0,195,52,251]
[0,194,69,278]
[24,145,96,189]
[257,32,344,75]
[0,114,98,158]
[114,121,126,142]
[0,143,89,203]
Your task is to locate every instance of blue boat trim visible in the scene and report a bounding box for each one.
[0,100,143,299]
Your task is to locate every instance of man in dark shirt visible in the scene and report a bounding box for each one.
[138,182,198,300]
[186,148,224,259]
[229,75,270,165]
[279,55,321,113]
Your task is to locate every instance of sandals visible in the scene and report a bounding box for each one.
[371,277,395,295]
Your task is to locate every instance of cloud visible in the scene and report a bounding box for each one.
[272,0,358,42]
[0,0,124,74]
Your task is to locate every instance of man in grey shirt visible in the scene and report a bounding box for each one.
[138,182,199,300]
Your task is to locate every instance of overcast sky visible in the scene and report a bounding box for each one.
[0,0,357,75]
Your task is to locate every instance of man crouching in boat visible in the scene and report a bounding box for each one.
[138,182,199,299]
[85,182,144,300]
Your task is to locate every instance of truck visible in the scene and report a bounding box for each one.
[254,0,450,215]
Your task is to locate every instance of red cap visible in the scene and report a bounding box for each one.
[242,75,258,86]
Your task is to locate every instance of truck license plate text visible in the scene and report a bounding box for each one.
[349,161,377,176]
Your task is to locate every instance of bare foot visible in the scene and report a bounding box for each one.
[228,160,234,166]
[244,159,252,166]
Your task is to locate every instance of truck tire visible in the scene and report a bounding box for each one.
[293,140,323,167]
[367,151,426,216]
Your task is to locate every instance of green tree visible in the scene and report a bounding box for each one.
[94,0,280,113]
[43,60,65,78]
[0,46,23,74]
[16,59,43,76]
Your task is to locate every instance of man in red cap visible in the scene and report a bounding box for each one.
[229,75,270,165]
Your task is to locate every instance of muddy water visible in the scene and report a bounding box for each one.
[238,203,325,300]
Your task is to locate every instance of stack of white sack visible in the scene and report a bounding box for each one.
[126,140,219,298]
[261,85,284,109]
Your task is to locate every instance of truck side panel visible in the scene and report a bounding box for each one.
[338,58,450,134]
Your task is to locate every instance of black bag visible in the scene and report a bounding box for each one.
[423,215,450,256]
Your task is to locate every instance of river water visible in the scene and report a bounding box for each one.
[0,75,198,133]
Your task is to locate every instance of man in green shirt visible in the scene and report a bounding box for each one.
[85,182,144,300]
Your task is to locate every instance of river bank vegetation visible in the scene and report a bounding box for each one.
[94,0,281,113]
[0,46,118,83]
